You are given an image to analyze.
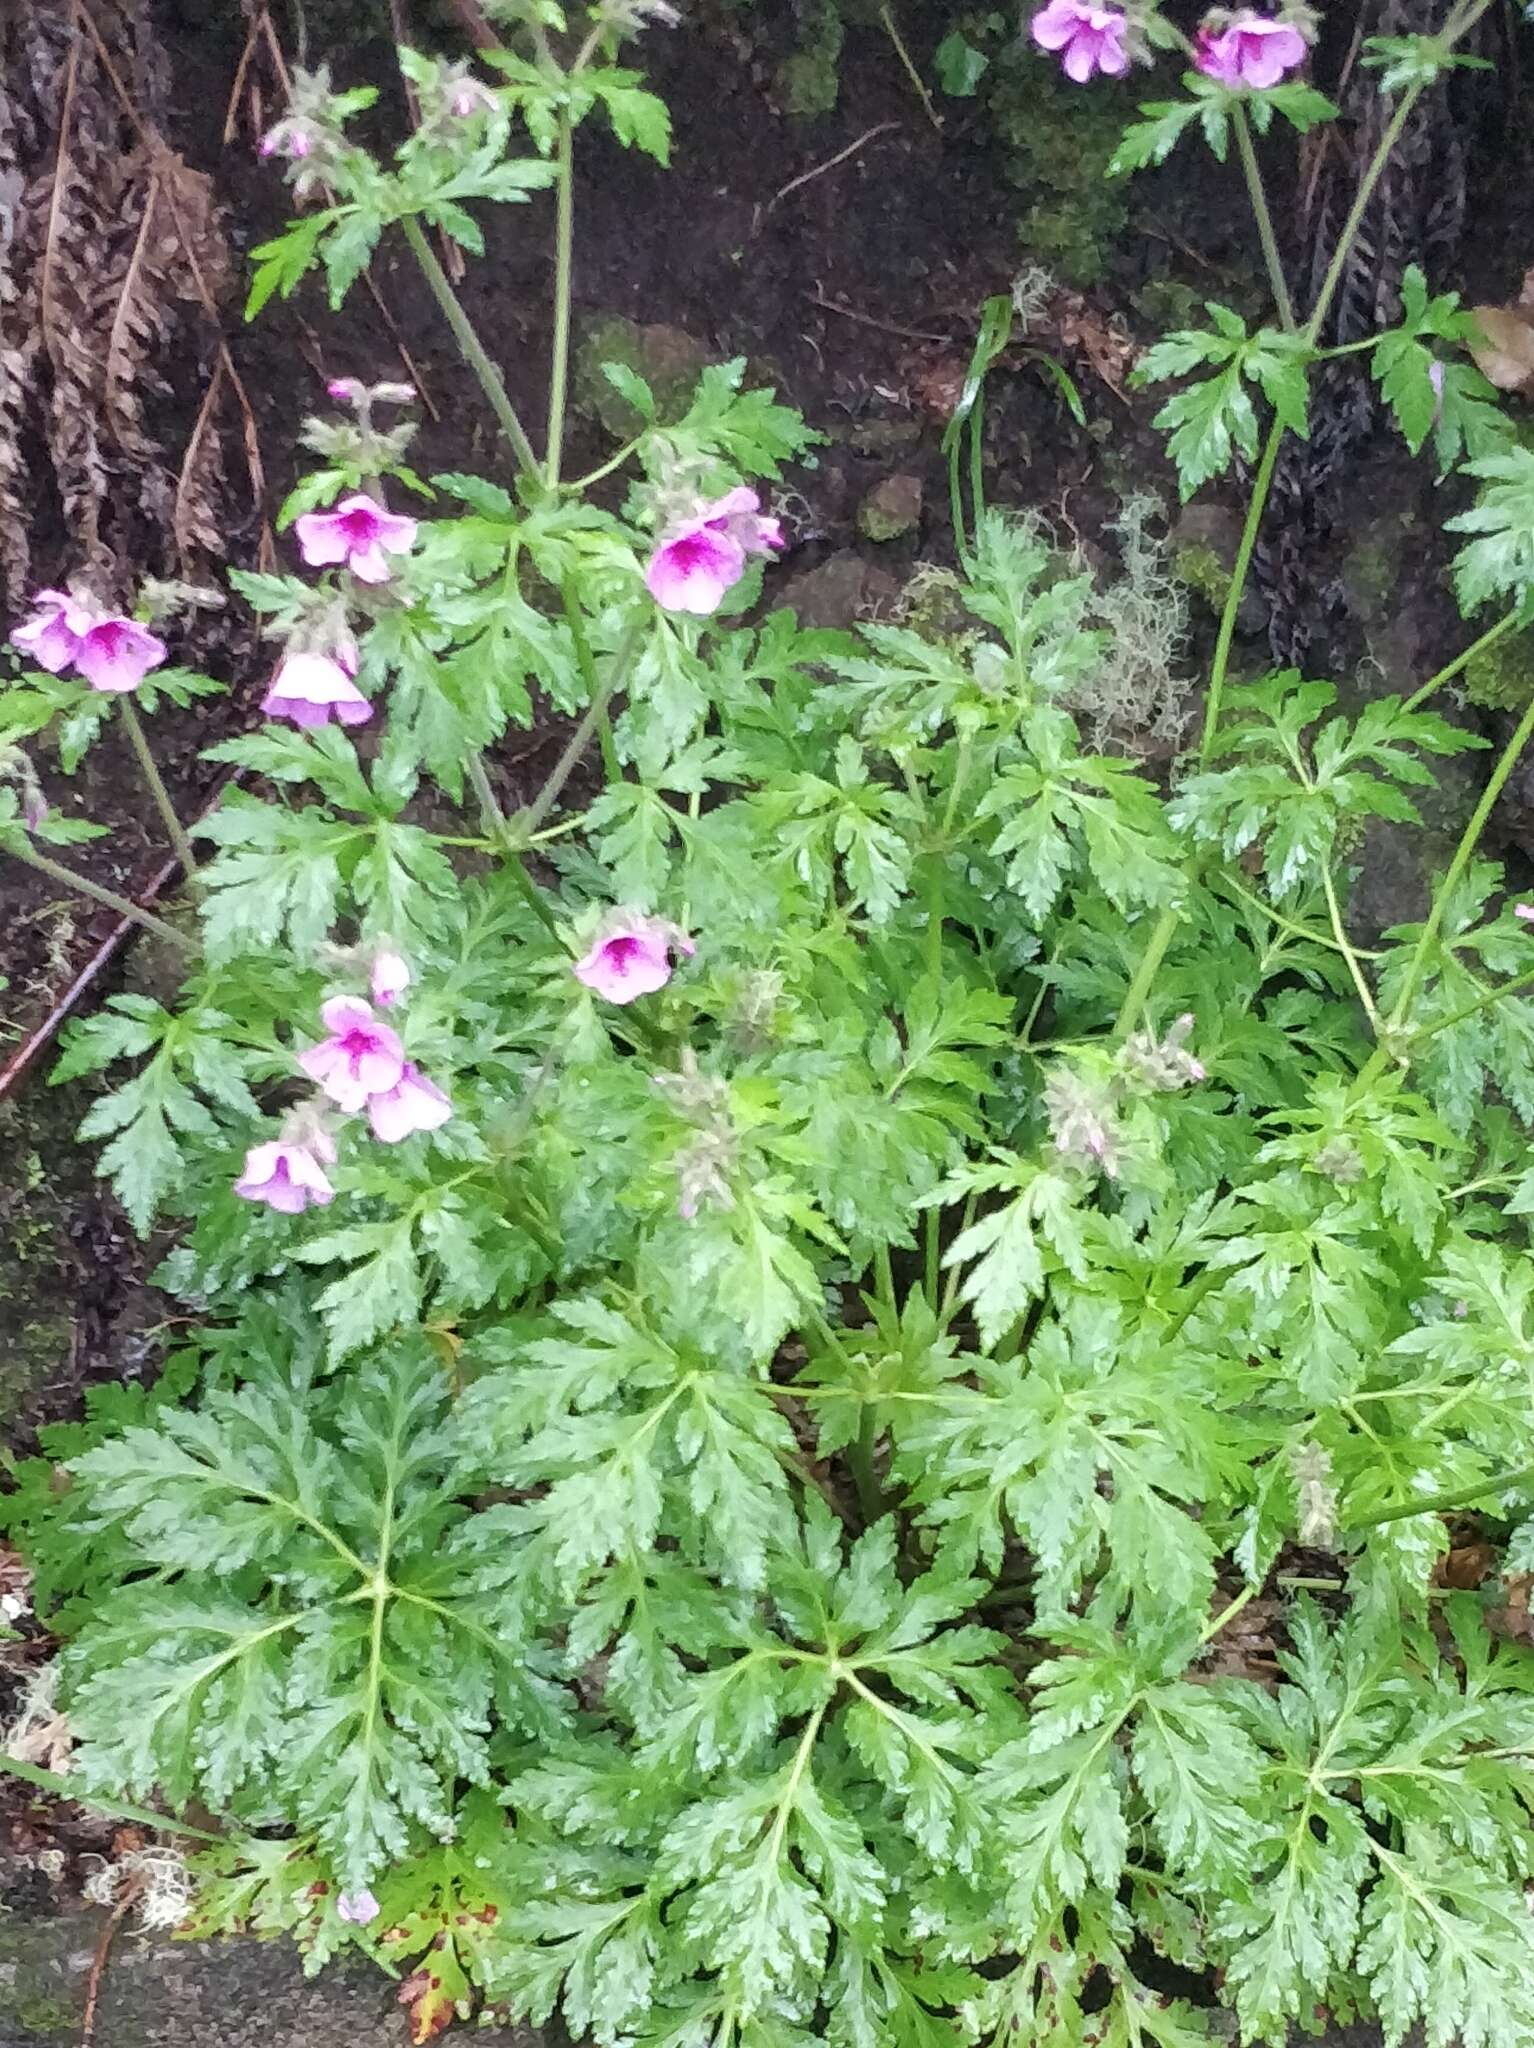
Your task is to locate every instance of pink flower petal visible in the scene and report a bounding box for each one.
[367,1064,452,1143]
[74,619,167,694]
[645,527,745,615]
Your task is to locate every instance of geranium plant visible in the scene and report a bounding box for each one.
[8,2,1534,2044]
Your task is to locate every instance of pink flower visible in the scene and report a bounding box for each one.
[11,589,92,674]
[1030,1,1130,81]
[336,1888,380,1925]
[11,593,165,693]
[261,646,371,729]
[299,996,405,1112]
[370,948,411,1008]
[645,488,784,617]
[367,1062,452,1144]
[327,376,364,404]
[574,913,696,1004]
[1517,905,1534,924]
[1194,11,1308,89]
[234,1130,337,1215]
[295,494,418,584]
[74,616,167,694]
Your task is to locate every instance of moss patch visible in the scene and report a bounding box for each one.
[1463,626,1534,712]
[986,55,1138,287]
[1173,542,1232,614]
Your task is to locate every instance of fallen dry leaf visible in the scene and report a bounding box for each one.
[1468,304,1534,393]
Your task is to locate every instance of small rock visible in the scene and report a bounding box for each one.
[575,317,710,438]
[857,475,923,544]
[777,552,900,630]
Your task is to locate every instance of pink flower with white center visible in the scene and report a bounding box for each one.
[299,996,405,1112]
[645,487,784,617]
[1194,11,1308,88]
[74,615,168,694]
[1030,1,1130,82]
[574,913,696,1004]
[261,645,371,729]
[370,948,411,1008]
[367,1062,452,1144]
[11,589,93,674]
[295,494,418,584]
[336,1888,380,1925]
[234,1127,338,1215]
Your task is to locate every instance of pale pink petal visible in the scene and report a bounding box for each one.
[294,507,356,568]
[321,995,377,1036]
[367,1064,451,1143]
[371,950,411,1008]
[75,619,166,694]
[1516,905,1534,924]
[346,541,394,585]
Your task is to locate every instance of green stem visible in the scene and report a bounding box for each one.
[1114,906,1180,1039]
[0,1754,225,1842]
[1351,1459,1534,1529]
[1199,416,1283,765]
[465,750,509,840]
[1402,610,1520,715]
[1386,689,1534,1034]
[849,1405,884,1525]
[465,750,561,939]
[564,439,642,493]
[517,612,645,838]
[8,836,197,952]
[119,696,198,879]
[874,1242,897,1314]
[1321,867,1379,1028]
[545,112,575,486]
[561,578,621,782]
[1407,963,1534,1049]
[1232,105,1295,334]
[1303,94,1423,346]
[1199,1581,1259,1645]
[400,213,540,481]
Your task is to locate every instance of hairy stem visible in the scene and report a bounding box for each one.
[1408,963,1534,1048]
[1402,610,1520,714]
[9,837,197,952]
[1199,416,1283,765]
[1322,867,1380,1028]
[518,612,645,838]
[1386,689,1534,1033]
[400,213,540,480]
[1115,905,1180,1039]
[849,1405,885,1525]
[1232,105,1295,334]
[561,578,621,782]
[118,697,198,879]
[546,113,575,485]
[1351,1459,1534,1529]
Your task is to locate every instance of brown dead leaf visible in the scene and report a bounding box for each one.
[1468,305,1534,393]
[1436,1541,1497,1590]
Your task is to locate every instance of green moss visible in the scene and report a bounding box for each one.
[1463,627,1534,712]
[986,56,1138,287]
[1345,540,1400,618]
[1132,279,1207,333]
[776,0,845,116]
[1173,543,1232,614]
